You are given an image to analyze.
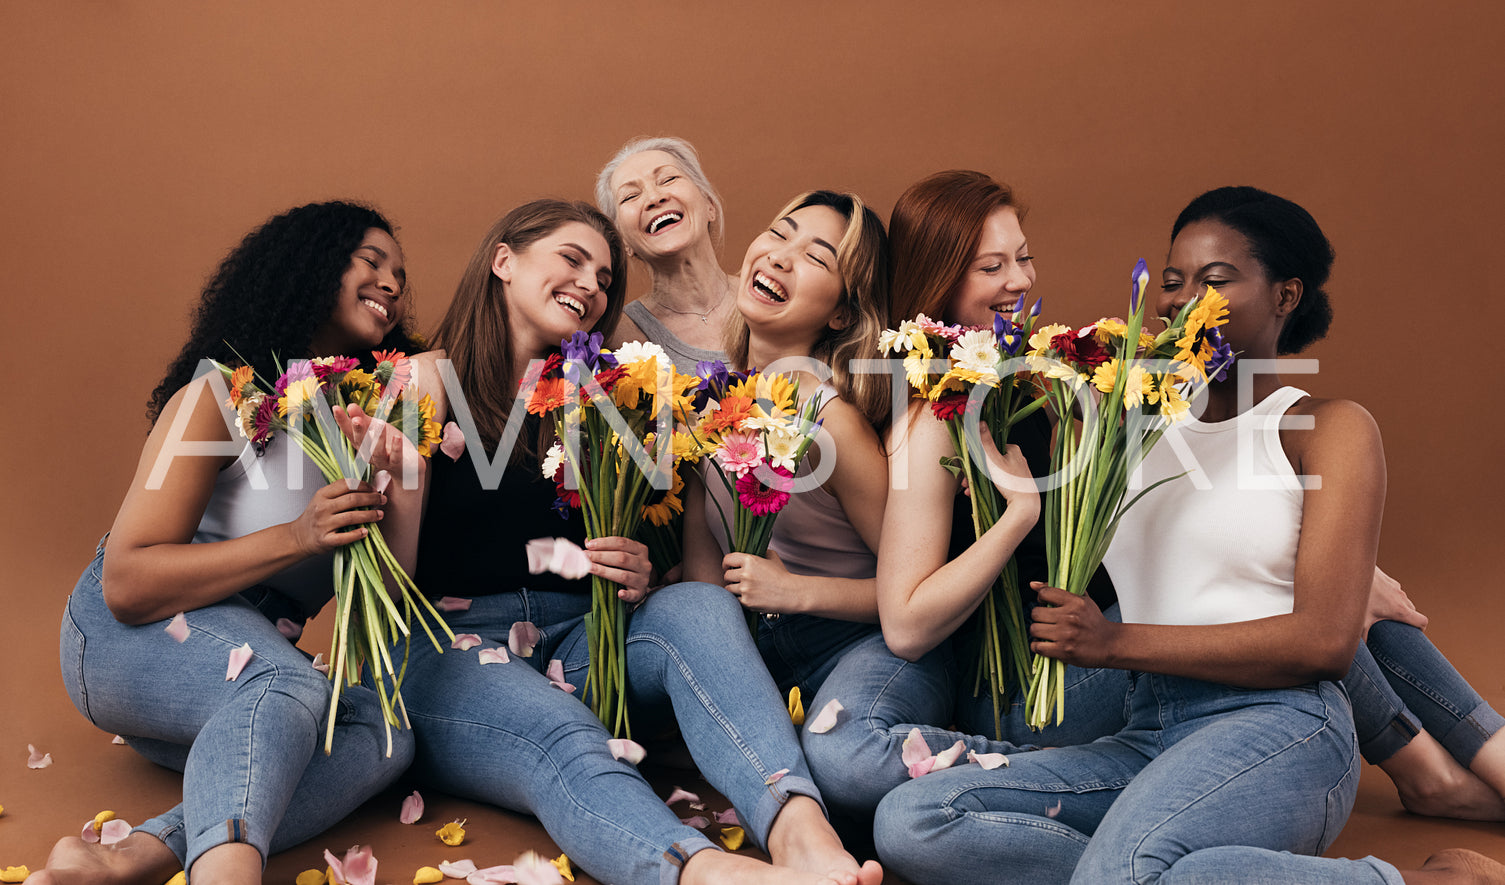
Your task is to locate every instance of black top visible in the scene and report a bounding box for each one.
[947,407,1118,613]
[416,421,590,597]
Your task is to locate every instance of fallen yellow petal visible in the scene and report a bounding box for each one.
[295,868,327,885]
[552,853,575,882]
[413,866,443,884]
[163,872,186,885]
[436,819,467,846]
[0,803,5,816]
[787,686,805,726]
[92,809,118,832]
[0,867,30,883]
[719,826,745,851]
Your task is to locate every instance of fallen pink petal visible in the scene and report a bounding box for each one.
[400,790,424,824]
[508,621,541,658]
[907,757,937,779]
[372,469,392,495]
[276,618,303,640]
[478,647,510,665]
[225,643,254,681]
[324,844,377,885]
[80,821,99,844]
[680,815,709,829]
[1046,799,1062,818]
[932,740,967,772]
[763,768,789,785]
[111,735,127,745]
[452,634,484,651]
[311,653,330,675]
[901,728,932,769]
[513,851,565,885]
[713,809,740,826]
[99,819,132,845]
[665,787,701,806]
[27,744,53,769]
[466,865,517,885]
[807,699,844,734]
[525,538,555,575]
[546,659,576,693]
[525,537,591,581]
[438,858,477,878]
[689,802,706,811]
[438,597,474,613]
[608,738,646,765]
[440,421,466,460]
[967,750,1009,770]
[165,612,189,643]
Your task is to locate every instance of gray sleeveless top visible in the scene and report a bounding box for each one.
[623,300,728,375]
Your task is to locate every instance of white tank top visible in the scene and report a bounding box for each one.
[1102,386,1309,626]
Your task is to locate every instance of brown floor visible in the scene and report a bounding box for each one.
[6,554,1505,883]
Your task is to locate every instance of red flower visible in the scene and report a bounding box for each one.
[591,366,629,395]
[930,393,969,422]
[1050,329,1111,368]
[736,464,794,516]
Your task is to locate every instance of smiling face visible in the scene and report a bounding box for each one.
[496,221,614,358]
[310,228,406,356]
[608,149,717,261]
[943,207,1035,327]
[734,204,848,349]
[1160,219,1298,359]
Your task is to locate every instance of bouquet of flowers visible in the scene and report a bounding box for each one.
[683,360,824,633]
[1023,260,1234,728]
[218,351,456,755]
[529,332,700,736]
[878,304,1047,738]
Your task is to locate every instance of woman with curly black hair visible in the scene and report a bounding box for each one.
[36,201,423,885]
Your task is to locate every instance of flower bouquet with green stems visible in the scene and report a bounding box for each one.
[1022,259,1234,729]
[878,301,1048,739]
[218,350,456,755]
[529,332,701,737]
[681,360,825,635]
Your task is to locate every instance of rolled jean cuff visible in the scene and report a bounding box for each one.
[659,834,721,885]
[187,818,261,874]
[1359,707,1422,765]
[132,814,188,868]
[1441,702,1505,768]
[747,773,826,852]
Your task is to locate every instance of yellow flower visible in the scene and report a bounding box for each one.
[90,810,117,832]
[1094,319,1127,343]
[788,686,805,726]
[552,854,576,882]
[1028,323,1071,355]
[436,819,467,846]
[949,365,997,388]
[1091,358,1120,394]
[165,873,187,885]
[1172,287,1231,378]
[612,356,661,410]
[719,826,746,851]
[1,866,30,883]
[1160,383,1191,422]
[672,430,706,463]
[295,871,327,885]
[641,467,685,527]
[278,377,322,418]
[1122,366,1158,408]
[413,867,444,884]
[228,365,256,407]
[903,348,936,394]
[414,393,443,457]
[925,370,966,401]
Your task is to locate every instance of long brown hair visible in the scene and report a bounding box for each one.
[888,170,1025,324]
[725,190,892,428]
[430,199,626,457]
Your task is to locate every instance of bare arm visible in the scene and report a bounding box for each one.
[102,378,386,624]
[877,405,1041,660]
[680,468,727,585]
[1030,398,1385,686]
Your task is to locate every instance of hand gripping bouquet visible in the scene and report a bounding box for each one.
[684,360,824,633]
[878,302,1047,738]
[218,351,456,755]
[528,332,700,736]
[1023,260,1234,729]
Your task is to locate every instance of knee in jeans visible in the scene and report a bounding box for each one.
[642,581,740,627]
[247,655,335,724]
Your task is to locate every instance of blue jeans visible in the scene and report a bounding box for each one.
[873,674,1399,884]
[805,618,1132,820]
[401,581,830,885]
[1348,619,1505,765]
[756,613,879,697]
[59,544,412,875]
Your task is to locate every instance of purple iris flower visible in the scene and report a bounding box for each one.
[691,359,733,411]
[561,331,615,370]
[1130,258,1149,312]
[1206,327,1236,382]
[994,313,1023,356]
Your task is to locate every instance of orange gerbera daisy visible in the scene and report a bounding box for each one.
[527,377,577,416]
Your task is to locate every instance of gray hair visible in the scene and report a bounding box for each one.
[594,135,725,248]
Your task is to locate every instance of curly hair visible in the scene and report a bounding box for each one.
[147,200,422,424]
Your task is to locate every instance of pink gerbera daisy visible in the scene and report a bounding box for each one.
[713,429,763,476]
[736,464,794,516]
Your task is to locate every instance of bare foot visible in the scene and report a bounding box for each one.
[24,832,179,885]
[766,796,884,885]
[1382,734,1505,821]
[1404,848,1505,884]
[682,850,861,885]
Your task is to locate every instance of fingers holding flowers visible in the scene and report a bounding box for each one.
[1028,583,1114,668]
[288,479,386,556]
[722,550,795,614]
[977,436,1040,513]
[585,536,655,602]
[332,402,425,485]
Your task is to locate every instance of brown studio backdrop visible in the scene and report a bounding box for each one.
[2,0,1503,876]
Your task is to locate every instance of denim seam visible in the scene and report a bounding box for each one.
[627,630,769,775]
[1370,649,1469,719]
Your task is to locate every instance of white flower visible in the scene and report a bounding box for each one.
[760,424,804,472]
[541,441,565,479]
[951,330,1001,383]
[612,340,669,366]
